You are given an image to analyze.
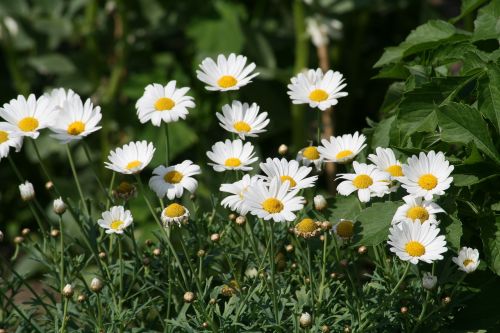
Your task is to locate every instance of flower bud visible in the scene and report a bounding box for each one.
[422,272,437,290]
[189,193,196,201]
[278,144,288,156]
[357,246,367,255]
[320,221,331,230]
[245,267,258,279]
[45,181,54,190]
[183,291,195,303]
[62,284,74,298]
[330,272,337,279]
[98,252,106,260]
[14,236,24,244]
[113,181,137,201]
[0,230,3,242]
[202,322,209,329]
[209,298,217,305]
[53,197,67,215]
[0,328,6,333]
[291,262,298,269]
[400,306,408,314]
[340,259,349,268]
[90,278,103,293]
[19,181,35,201]
[235,216,246,226]
[210,233,220,242]
[77,294,87,303]
[344,325,351,333]
[321,325,330,333]
[305,277,311,284]
[285,244,294,253]
[314,194,327,211]
[143,257,150,266]
[443,296,451,305]
[153,248,161,257]
[197,249,206,257]
[145,239,153,246]
[51,229,60,238]
[299,312,312,328]
[228,213,237,221]
[21,228,30,236]
[319,235,325,241]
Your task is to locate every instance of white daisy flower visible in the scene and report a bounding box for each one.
[318,131,366,163]
[452,247,480,273]
[400,151,454,201]
[296,145,323,170]
[45,87,80,110]
[161,203,190,227]
[206,139,258,172]
[220,174,259,215]
[49,98,102,144]
[336,162,390,202]
[216,101,269,140]
[196,53,259,91]
[244,178,305,222]
[0,122,23,160]
[392,195,445,225]
[388,220,447,264]
[287,68,348,111]
[135,82,195,126]
[0,94,56,139]
[148,160,201,200]
[97,206,133,234]
[105,141,155,174]
[259,157,318,190]
[368,147,404,179]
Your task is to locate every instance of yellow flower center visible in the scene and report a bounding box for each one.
[67,121,85,136]
[0,130,8,143]
[18,117,39,132]
[406,206,429,222]
[308,89,329,102]
[126,160,142,170]
[280,175,297,188]
[233,121,251,133]
[164,203,186,218]
[463,259,474,267]
[303,146,319,160]
[336,150,353,160]
[164,170,183,184]
[262,198,284,213]
[336,220,354,238]
[154,97,175,111]
[418,174,438,190]
[110,220,124,230]
[352,174,373,189]
[295,218,318,233]
[386,165,403,177]
[217,75,238,88]
[224,157,241,167]
[405,241,425,257]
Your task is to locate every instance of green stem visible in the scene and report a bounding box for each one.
[118,235,124,333]
[306,241,315,308]
[32,139,61,197]
[267,221,279,325]
[82,141,112,200]
[164,123,170,166]
[390,262,411,296]
[0,288,43,333]
[59,216,65,294]
[65,144,89,214]
[316,108,321,144]
[106,172,116,210]
[60,298,69,333]
[96,293,103,331]
[317,233,328,306]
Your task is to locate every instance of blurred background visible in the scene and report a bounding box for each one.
[0,0,463,243]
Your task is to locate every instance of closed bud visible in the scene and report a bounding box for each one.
[278,144,288,156]
[228,213,237,221]
[183,291,195,303]
[14,236,24,244]
[62,284,74,298]
[321,221,332,230]
[0,230,3,242]
[358,246,367,255]
[45,181,54,190]
[189,193,196,201]
[143,257,150,266]
[291,262,298,269]
[314,194,327,211]
[235,216,246,226]
[344,325,351,333]
[285,244,294,252]
[153,248,161,257]
[77,294,87,303]
[245,267,258,279]
[400,306,408,314]
[319,235,325,242]
[21,228,30,236]
[202,322,209,329]
[53,197,67,215]
[0,328,6,333]
[422,272,437,290]
[90,278,103,293]
[209,298,217,305]
[197,249,206,257]
[299,312,312,328]
[340,259,349,267]
[210,233,220,242]
[145,239,153,246]
[305,277,311,284]
[98,252,106,260]
[19,181,35,201]
[51,229,60,238]
[330,272,337,279]
[321,325,330,333]
[443,296,451,305]
[113,181,137,201]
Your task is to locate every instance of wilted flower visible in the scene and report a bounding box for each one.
[293,218,322,238]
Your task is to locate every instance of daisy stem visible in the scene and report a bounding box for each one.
[266,220,280,325]
[7,155,23,181]
[117,235,124,333]
[317,232,328,307]
[106,172,116,210]
[60,298,69,333]
[59,215,65,294]
[82,141,113,201]
[65,144,89,215]
[316,108,321,145]
[390,262,411,296]
[164,123,170,166]
[96,293,104,331]
[306,241,316,309]
[32,139,61,197]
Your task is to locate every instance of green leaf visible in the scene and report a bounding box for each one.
[354,201,401,246]
[437,102,500,164]
[450,0,489,24]
[441,214,462,251]
[472,1,500,41]
[478,64,500,132]
[480,215,500,275]
[328,195,362,222]
[27,54,76,75]
[370,115,395,149]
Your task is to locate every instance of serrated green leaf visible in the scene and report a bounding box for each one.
[480,215,500,275]
[478,64,500,132]
[441,214,462,251]
[473,1,500,41]
[328,195,362,222]
[371,115,396,149]
[437,102,500,164]
[354,201,401,246]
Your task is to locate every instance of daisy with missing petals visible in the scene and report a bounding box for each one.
[388,220,447,264]
[196,53,259,91]
[392,195,445,225]
[332,219,355,243]
[259,158,318,190]
[216,101,269,140]
[49,98,102,144]
[135,82,195,126]
[318,132,366,163]
[452,247,480,273]
[0,94,56,139]
[105,141,155,174]
[297,145,323,170]
[0,122,23,160]
[161,203,190,227]
[148,160,201,200]
[336,162,390,202]
[400,151,454,200]
[45,88,80,110]
[206,139,258,172]
[368,147,404,180]
[97,206,133,234]
[293,218,322,239]
[244,178,305,222]
[220,174,259,215]
[287,68,348,111]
